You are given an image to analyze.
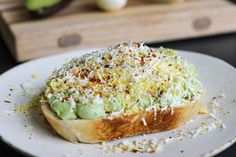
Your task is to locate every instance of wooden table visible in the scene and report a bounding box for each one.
[1,32,236,157]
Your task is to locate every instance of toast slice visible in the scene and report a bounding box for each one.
[41,91,206,143]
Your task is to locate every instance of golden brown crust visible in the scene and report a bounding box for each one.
[41,92,206,143]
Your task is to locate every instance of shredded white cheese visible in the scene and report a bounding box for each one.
[141,118,147,126]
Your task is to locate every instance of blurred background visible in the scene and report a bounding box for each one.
[0,0,236,156]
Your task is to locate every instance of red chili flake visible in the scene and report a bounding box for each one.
[50,90,54,94]
[108,55,112,60]
[90,78,100,83]
[81,85,88,89]
[160,91,164,95]
[104,65,109,68]
[4,100,11,104]
[137,43,141,48]
[124,89,130,94]
[141,56,144,61]
[94,91,103,96]
[107,75,111,80]
[80,73,88,79]
[152,53,157,58]
[140,56,145,66]
[90,78,104,84]
[63,96,70,100]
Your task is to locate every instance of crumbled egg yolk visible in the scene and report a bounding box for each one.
[198,106,208,114]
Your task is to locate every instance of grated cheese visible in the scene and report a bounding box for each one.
[141,117,147,126]
[44,42,204,119]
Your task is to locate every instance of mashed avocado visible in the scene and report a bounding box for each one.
[43,42,204,120]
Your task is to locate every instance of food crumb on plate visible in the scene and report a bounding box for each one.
[24,124,33,133]
[3,110,15,116]
[78,149,83,155]
[219,94,226,98]
[14,95,39,116]
[63,153,70,157]
[31,73,41,79]
[198,106,208,114]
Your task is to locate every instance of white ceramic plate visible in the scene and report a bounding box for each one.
[0,49,236,157]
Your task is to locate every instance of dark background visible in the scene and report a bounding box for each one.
[1,33,236,156]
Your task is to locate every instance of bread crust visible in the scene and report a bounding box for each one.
[41,92,206,143]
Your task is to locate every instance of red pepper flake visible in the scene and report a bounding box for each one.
[94,91,103,96]
[152,53,156,58]
[137,43,141,48]
[63,96,70,100]
[124,89,130,94]
[50,90,54,94]
[160,91,164,95]
[80,73,88,79]
[140,56,145,66]
[104,65,109,68]
[90,78,100,83]
[4,100,11,104]
[108,55,112,60]
[90,78,104,84]
[81,85,87,88]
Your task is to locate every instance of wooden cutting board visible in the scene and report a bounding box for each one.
[0,0,236,61]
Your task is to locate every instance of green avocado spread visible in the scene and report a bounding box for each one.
[43,42,204,120]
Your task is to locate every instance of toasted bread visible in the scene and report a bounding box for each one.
[41,92,205,143]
